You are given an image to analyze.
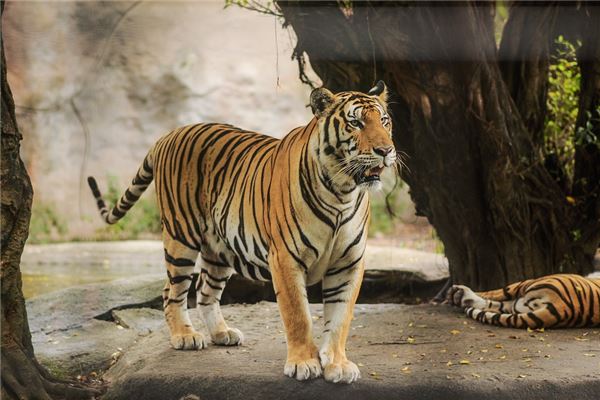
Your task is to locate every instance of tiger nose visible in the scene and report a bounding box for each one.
[374,146,394,157]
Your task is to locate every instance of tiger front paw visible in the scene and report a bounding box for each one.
[446,284,476,308]
[170,331,207,350]
[319,347,360,384]
[283,355,322,381]
[323,360,361,384]
[212,327,244,346]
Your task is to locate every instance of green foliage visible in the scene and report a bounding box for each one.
[575,109,600,147]
[368,190,404,237]
[494,1,509,46]
[368,174,406,237]
[544,35,582,179]
[28,202,68,244]
[94,175,162,240]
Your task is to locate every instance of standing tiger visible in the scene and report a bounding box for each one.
[88,81,397,383]
[447,274,600,328]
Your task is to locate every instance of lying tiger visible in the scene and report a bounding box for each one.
[88,81,397,383]
[447,274,600,328]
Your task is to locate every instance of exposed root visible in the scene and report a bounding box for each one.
[1,343,105,400]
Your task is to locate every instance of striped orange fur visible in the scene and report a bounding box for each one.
[447,274,600,328]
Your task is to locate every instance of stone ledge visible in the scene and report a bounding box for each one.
[103,302,600,400]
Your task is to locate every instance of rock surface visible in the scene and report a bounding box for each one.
[102,302,600,400]
[24,241,447,378]
[27,275,164,377]
[23,242,600,399]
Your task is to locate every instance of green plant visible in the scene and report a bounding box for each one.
[544,35,582,180]
[575,108,600,147]
[94,175,161,240]
[368,175,406,237]
[28,202,68,244]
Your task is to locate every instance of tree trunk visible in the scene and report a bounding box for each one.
[1,4,101,399]
[278,1,600,289]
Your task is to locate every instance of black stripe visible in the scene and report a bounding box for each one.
[167,271,192,285]
[202,257,229,268]
[526,311,544,329]
[201,268,230,282]
[325,253,363,276]
[323,289,348,299]
[544,302,562,327]
[323,280,350,294]
[324,299,347,304]
[164,249,196,267]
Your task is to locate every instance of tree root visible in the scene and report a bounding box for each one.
[1,342,105,400]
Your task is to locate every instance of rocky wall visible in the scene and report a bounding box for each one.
[3,0,315,237]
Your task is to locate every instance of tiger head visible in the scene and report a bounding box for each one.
[310,81,397,191]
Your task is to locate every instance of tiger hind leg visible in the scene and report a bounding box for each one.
[196,258,244,346]
[162,235,206,350]
[465,305,557,329]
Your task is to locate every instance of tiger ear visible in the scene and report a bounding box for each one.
[310,87,336,117]
[368,80,388,105]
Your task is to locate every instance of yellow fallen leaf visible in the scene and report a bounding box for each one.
[583,353,596,357]
[472,373,481,378]
[407,337,416,344]
[401,366,410,373]
[566,196,576,204]
[495,344,503,349]
[450,329,461,335]
[459,359,471,365]
[447,361,453,366]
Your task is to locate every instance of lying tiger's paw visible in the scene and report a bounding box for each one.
[323,360,361,384]
[284,357,322,381]
[170,331,207,350]
[212,327,244,346]
[447,285,476,308]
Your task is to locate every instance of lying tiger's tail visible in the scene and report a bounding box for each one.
[87,151,154,224]
[465,306,556,329]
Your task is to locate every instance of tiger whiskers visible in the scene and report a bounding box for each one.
[395,152,409,174]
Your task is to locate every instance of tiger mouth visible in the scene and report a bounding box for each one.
[356,165,384,184]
